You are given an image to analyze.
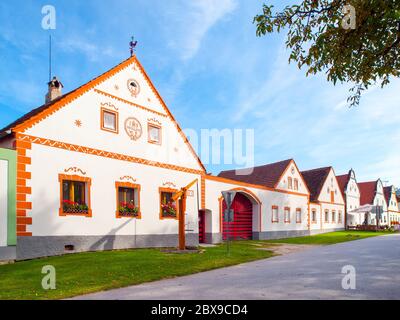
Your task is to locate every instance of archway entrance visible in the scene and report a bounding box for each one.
[222,193,254,240]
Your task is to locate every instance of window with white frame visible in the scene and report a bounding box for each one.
[332,210,336,223]
[288,177,293,190]
[148,123,162,145]
[284,207,290,223]
[101,108,118,133]
[272,206,279,222]
[296,208,302,223]
[312,210,317,223]
[324,210,329,222]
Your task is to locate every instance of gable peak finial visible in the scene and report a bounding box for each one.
[129,36,138,57]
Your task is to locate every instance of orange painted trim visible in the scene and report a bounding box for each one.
[317,201,345,207]
[12,56,137,133]
[10,55,206,173]
[17,134,204,175]
[58,174,92,217]
[147,122,162,145]
[115,181,141,219]
[201,175,206,209]
[100,107,119,134]
[132,56,206,173]
[95,89,167,118]
[15,140,32,150]
[272,205,279,223]
[275,159,311,195]
[159,187,179,220]
[17,217,32,225]
[17,232,32,237]
[17,155,31,165]
[284,207,291,223]
[205,174,309,197]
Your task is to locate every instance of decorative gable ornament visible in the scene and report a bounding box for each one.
[127,79,140,97]
[124,117,142,141]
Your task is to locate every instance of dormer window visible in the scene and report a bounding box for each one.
[101,108,118,133]
[148,123,161,145]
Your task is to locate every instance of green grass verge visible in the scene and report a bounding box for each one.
[0,241,274,300]
[262,230,392,245]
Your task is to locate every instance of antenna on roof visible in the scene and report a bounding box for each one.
[129,36,138,57]
[48,34,52,82]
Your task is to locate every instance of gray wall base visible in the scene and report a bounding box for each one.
[204,233,222,244]
[253,228,344,240]
[0,246,16,262]
[17,233,199,261]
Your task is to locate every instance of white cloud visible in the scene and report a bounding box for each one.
[167,0,238,61]
[58,37,119,62]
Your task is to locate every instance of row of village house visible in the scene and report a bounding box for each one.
[0,54,398,261]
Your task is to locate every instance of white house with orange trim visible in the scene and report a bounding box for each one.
[336,169,361,227]
[0,55,348,260]
[384,186,400,224]
[301,167,346,231]
[0,56,206,260]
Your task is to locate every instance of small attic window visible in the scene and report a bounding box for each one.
[101,108,118,134]
[148,123,162,145]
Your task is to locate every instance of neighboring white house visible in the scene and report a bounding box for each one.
[204,159,312,242]
[336,169,361,227]
[301,167,346,231]
[358,179,388,226]
[384,185,400,224]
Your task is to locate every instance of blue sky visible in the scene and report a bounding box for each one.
[1,0,400,186]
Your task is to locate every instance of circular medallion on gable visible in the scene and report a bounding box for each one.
[124,117,142,141]
[291,167,295,175]
[127,79,140,97]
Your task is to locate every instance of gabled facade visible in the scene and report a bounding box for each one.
[336,169,361,227]
[0,56,206,260]
[358,179,388,226]
[301,167,346,231]
[384,186,400,224]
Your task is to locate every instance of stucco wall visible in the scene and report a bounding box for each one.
[28,143,201,238]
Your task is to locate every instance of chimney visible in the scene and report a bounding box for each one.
[45,76,63,104]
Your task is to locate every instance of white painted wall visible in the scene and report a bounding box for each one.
[374,180,388,225]
[316,169,345,229]
[0,160,8,246]
[24,60,203,172]
[344,170,361,214]
[29,143,201,237]
[275,161,309,194]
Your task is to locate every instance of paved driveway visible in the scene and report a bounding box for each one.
[75,234,400,300]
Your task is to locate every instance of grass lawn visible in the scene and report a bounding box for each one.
[262,230,392,245]
[0,241,274,300]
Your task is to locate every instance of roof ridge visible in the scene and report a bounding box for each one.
[219,158,293,174]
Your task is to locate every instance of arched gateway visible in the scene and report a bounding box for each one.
[220,188,261,240]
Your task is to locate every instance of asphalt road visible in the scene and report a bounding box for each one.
[75,234,400,300]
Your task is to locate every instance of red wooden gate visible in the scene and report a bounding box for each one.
[198,210,205,243]
[222,193,253,240]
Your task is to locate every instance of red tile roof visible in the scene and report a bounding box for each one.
[218,159,293,188]
[383,186,392,205]
[300,167,332,202]
[336,172,350,197]
[358,181,377,205]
